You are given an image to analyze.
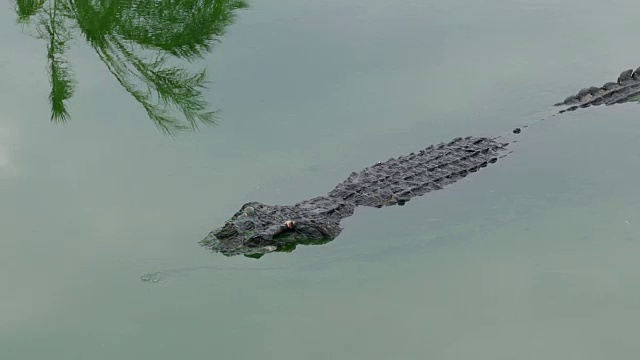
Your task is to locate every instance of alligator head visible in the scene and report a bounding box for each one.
[200,201,336,258]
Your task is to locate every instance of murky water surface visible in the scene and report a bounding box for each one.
[2,0,640,358]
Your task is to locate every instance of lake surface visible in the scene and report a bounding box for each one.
[3,0,640,358]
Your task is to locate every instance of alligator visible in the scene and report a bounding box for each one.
[200,66,640,258]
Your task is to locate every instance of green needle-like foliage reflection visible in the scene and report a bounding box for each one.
[15,0,248,134]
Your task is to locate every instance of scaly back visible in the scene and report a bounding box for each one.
[328,136,509,208]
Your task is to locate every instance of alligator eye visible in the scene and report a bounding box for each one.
[242,206,256,217]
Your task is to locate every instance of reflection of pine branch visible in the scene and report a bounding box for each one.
[117,0,249,59]
[113,41,216,130]
[93,36,215,135]
[18,0,246,134]
[37,0,75,122]
[16,0,47,23]
[68,0,237,134]
[96,43,184,134]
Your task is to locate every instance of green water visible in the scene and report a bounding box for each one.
[3,0,640,358]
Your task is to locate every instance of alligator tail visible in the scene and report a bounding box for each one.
[554,66,640,113]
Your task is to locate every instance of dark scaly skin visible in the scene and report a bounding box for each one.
[201,136,508,257]
[555,66,640,113]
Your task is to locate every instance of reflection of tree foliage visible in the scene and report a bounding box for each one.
[41,1,75,122]
[16,0,46,22]
[115,0,247,59]
[14,0,248,134]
